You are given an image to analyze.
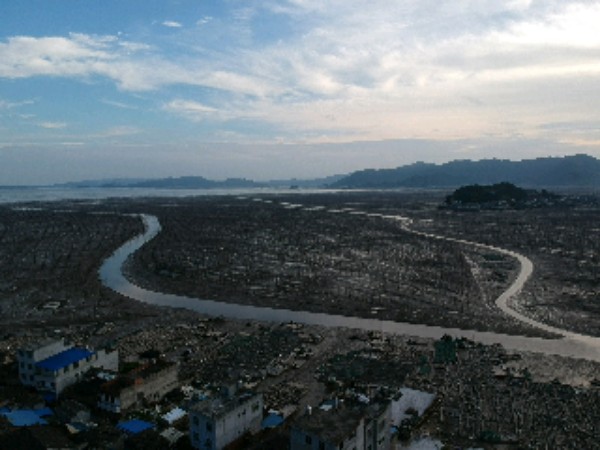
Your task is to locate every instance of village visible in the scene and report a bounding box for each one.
[0,191,599,448]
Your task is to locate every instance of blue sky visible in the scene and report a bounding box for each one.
[1,0,600,184]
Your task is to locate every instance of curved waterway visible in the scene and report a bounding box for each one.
[99,211,600,362]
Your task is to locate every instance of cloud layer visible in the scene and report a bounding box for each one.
[1,0,600,183]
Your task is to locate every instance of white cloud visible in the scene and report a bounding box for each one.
[0,33,282,95]
[0,34,115,79]
[162,21,183,28]
[39,121,67,129]
[118,41,153,53]
[496,3,600,48]
[228,0,600,141]
[164,99,219,121]
[0,98,34,109]
[2,1,600,145]
[196,16,213,26]
[95,125,140,137]
[100,98,138,110]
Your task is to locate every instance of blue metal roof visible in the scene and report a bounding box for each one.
[261,413,284,429]
[35,347,94,371]
[0,408,53,427]
[117,419,155,435]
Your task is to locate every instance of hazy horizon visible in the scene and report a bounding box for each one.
[2,1,600,185]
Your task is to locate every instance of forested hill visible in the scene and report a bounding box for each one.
[443,183,561,209]
[330,154,600,188]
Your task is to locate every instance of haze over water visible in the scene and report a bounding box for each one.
[0,186,318,205]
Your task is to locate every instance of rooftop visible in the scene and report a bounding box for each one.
[292,407,364,445]
[0,408,53,427]
[131,360,176,379]
[162,407,186,424]
[100,376,135,396]
[190,392,262,419]
[117,419,155,435]
[101,360,176,396]
[292,401,390,445]
[35,347,94,372]
[20,337,64,352]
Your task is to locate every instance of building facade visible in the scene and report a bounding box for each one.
[17,338,70,387]
[17,338,118,396]
[189,391,263,450]
[98,361,179,413]
[290,400,391,450]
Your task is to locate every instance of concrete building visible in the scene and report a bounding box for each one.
[189,390,263,450]
[17,338,69,387]
[98,361,179,413]
[290,400,392,450]
[17,338,118,396]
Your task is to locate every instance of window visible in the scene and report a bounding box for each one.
[192,432,199,442]
[305,435,312,445]
[193,416,199,426]
[319,443,325,450]
[206,422,212,432]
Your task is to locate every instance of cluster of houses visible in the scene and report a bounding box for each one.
[6,337,430,449]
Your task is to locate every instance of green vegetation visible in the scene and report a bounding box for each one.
[434,335,457,364]
[445,182,528,205]
[444,182,560,209]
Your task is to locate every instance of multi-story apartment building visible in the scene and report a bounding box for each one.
[17,338,118,396]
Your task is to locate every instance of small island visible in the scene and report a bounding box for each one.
[444,182,561,210]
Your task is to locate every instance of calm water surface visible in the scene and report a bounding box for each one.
[0,186,332,205]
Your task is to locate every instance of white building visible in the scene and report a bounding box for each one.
[189,391,263,450]
[17,338,70,387]
[17,338,118,396]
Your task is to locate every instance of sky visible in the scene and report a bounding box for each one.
[1,0,600,185]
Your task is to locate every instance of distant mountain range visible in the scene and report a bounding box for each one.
[54,154,600,190]
[330,154,600,189]
[56,174,346,189]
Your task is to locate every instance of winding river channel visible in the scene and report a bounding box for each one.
[99,202,600,362]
